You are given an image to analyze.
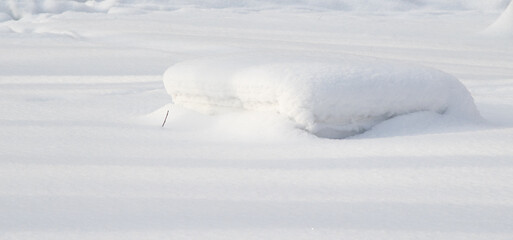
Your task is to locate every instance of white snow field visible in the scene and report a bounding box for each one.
[1,0,513,239]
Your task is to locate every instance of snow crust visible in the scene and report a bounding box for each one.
[164,54,479,138]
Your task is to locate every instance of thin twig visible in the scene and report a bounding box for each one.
[161,110,169,127]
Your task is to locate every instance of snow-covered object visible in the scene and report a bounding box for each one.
[163,54,479,138]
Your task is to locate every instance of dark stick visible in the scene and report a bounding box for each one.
[161,110,169,127]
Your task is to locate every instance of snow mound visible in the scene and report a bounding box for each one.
[163,54,480,139]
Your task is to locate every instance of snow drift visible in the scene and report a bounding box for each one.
[163,54,480,138]
[485,0,513,37]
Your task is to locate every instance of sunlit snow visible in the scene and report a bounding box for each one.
[1,0,513,239]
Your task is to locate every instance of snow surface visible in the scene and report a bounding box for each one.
[0,0,511,23]
[0,0,117,21]
[164,54,480,138]
[485,0,513,37]
[1,1,513,240]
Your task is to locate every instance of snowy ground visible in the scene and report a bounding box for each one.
[1,1,513,239]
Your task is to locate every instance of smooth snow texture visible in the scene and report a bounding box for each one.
[131,0,509,11]
[485,0,513,37]
[164,54,479,138]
